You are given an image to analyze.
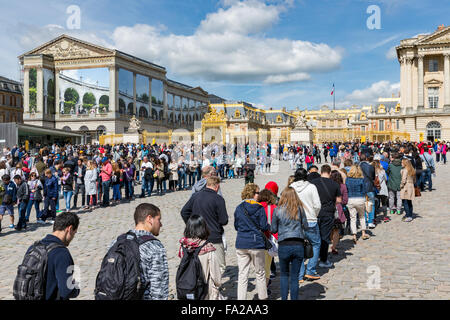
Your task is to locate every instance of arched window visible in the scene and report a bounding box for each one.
[159,110,164,121]
[127,103,134,115]
[152,109,158,120]
[139,106,148,118]
[426,121,441,141]
[62,126,71,132]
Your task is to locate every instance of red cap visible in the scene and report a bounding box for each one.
[265,181,279,196]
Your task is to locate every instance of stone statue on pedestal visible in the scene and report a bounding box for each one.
[129,116,141,133]
[295,112,308,128]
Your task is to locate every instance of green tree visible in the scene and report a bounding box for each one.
[64,88,79,113]
[82,92,96,110]
[99,95,109,113]
[29,68,37,88]
[47,79,55,114]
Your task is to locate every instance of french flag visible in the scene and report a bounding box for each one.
[331,83,335,96]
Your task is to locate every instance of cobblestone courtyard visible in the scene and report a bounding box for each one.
[0,160,449,300]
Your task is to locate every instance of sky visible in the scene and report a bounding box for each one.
[1,0,449,110]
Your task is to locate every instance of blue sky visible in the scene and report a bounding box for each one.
[1,0,449,110]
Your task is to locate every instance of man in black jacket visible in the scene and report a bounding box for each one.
[181,176,228,274]
[14,175,29,231]
[72,159,86,209]
[26,212,80,300]
[359,153,376,228]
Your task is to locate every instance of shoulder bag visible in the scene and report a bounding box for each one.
[242,205,272,250]
[299,207,314,259]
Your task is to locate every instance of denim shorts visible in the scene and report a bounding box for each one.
[0,204,14,216]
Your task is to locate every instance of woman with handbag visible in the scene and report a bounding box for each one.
[400,158,416,222]
[290,168,322,282]
[345,165,370,244]
[234,183,270,300]
[258,188,278,295]
[270,186,308,300]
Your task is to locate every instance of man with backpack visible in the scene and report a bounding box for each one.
[140,156,154,198]
[95,203,168,300]
[13,212,80,300]
[0,174,17,231]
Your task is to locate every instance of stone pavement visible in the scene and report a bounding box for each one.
[0,159,449,300]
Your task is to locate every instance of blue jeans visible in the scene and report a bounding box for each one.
[188,172,196,187]
[365,192,376,224]
[112,184,121,200]
[278,244,304,300]
[442,153,447,164]
[162,180,167,192]
[421,169,432,191]
[299,222,321,278]
[102,180,111,206]
[125,180,134,199]
[403,199,413,218]
[26,199,41,221]
[63,191,73,211]
[140,178,153,197]
[178,172,187,189]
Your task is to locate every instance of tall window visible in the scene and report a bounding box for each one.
[379,120,384,131]
[428,59,439,72]
[396,119,400,130]
[428,87,439,108]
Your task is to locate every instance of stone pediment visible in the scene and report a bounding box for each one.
[416,26,450,45]
[425,78,443,85]
[19,34,115,60]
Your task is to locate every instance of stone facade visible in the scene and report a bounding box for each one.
[0,77,23,123]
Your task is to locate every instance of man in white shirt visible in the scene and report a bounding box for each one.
[140,157,154,198]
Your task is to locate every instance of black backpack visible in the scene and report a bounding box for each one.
[144,167,154,180]
[94,231,156,300]
[13,241,65,300]
[176,242,208,300]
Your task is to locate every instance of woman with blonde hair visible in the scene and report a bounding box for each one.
[271,186,308,300]
[400,158,416,222]
[234,183,270,300]
[111,162,122,204]
[345,165,369,243]
[85,160,98,210]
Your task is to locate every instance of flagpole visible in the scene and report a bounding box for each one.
[333,83,335,110]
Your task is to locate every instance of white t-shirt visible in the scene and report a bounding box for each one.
[141,161,153,171]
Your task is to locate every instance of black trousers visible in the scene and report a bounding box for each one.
[318,214,334,262]
[42,197,56,221]
[73,183,86,207]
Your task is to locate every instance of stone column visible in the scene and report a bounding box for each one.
[163,82,168,123]
[418,55,424,108]
[148,78,152,120]
[406,58,413,108]
[55,69,60,115]
[36,68,44,115]
[109,67,118,115]
[23,68,30,114]
[133,72,137,116]
[444,53,450,108]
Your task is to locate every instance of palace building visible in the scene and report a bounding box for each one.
[15,26,450,145]
[18,34,209,143]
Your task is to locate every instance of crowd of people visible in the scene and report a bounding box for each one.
[5,138,446,300]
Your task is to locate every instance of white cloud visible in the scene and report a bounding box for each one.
[345,80,400,105]
[386,46,397,60]
[111,0,343,84]
[264,72,311,84]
